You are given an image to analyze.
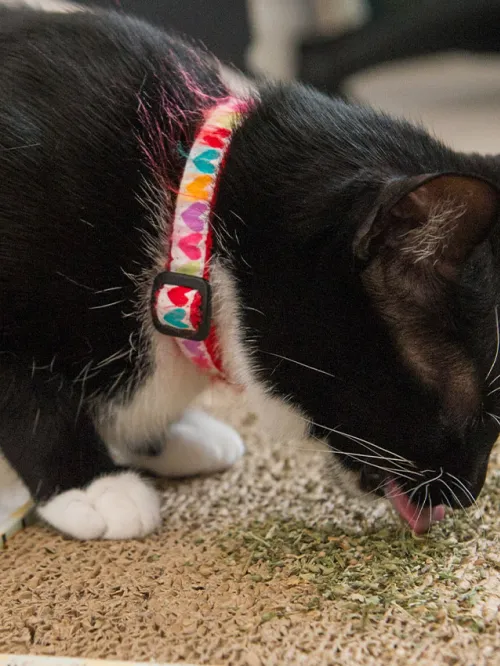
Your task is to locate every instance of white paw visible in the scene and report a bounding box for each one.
[133,409,245,478]
[38,472,161,540]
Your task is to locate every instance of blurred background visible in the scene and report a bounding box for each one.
[74,0,500,153]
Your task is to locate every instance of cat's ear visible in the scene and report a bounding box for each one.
[353,174,499,278]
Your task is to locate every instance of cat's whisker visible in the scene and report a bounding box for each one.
[447,474,477,508]
[407,468,443,505]
[486,411,500,426]
[441,479,483,529]
[488,372,500,387]
[486,305,499,381]
[261,351,341,381]
[298,448,410,464]
[350,478,413,507]
[321,445,416,481]
[487,386,500,397]
[291,444,415,464]
[302,415,417,467]
[369,479,390,497]
[95,286,124,294]
[439,478,466,512]
[408,485,418,506]
[384,484,412,501]
[93,347,130,370]
[260,351,373,399]
[0,142,41,152]
[315,437,418,482]
[88,299,126,310]
[440,489,453,511]
[413,484,429,527]
[329,426,423,476]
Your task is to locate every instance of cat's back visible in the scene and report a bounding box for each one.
[0,10,159,297]
[0,7,174,77]
[0,8,190,169]
[0,8,223,363]
[0,7,221,267]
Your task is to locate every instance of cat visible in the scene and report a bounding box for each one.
[0,4,499,541]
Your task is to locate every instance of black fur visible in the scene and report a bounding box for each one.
[0,7,499,522]
[0,8,226,500]
[217,87,500,508]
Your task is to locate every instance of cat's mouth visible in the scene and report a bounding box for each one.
[384,479,446,534]
[358,468,447,533]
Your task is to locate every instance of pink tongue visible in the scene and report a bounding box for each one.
[385,480,446,534]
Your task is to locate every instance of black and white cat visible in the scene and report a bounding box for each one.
[0,4,499,541]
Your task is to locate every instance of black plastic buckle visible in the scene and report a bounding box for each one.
[151,271,212,341]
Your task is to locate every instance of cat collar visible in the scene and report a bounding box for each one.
[151,97,246,379]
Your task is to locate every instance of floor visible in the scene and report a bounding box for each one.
[1,387,499,666]
[349,52,500,155]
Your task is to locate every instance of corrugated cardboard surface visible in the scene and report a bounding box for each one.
[0,656,208,666]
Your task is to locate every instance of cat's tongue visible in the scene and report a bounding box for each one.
[385,480,446,534]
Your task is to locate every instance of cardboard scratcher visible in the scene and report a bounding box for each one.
[0,656,212,666]
[0,501,36,549]
[0,470,35,549]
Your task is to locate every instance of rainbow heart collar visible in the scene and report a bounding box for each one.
[151,97,247,379]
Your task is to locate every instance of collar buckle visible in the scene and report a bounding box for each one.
[151,271,212,342]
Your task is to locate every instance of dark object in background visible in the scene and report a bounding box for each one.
[73,0,250,70]
[299,0,500,94]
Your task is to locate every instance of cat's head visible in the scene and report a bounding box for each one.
[288,171,500,532]
[220,91,500,531]
[337,171,500,530]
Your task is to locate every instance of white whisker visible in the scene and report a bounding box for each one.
[441,479,482,528]
[315,437,418,481]
[93,347,130,370]
[291,445,411,464]
[414,485,429,526]
[439,479,466,512]
[89,299,125,310]
[488,372,500,387]
[486,305,499,381]
[486,411,500,426]
[440,489,453,510]
[384,484,411,501]
[447,474,477,508]
[303,415,417,466]
[261,351,339,380]
[95,286,124,294]
[1,142,41,152]
[408,468,443,504]
[56,272,94,291]
[329,427,422,475]
[348,478,391,502]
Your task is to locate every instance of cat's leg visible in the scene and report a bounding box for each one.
[125,409,245,478]
[0,363,161,540]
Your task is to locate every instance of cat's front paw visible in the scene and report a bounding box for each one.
[38,471,161,540]
[134,409,245,478]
